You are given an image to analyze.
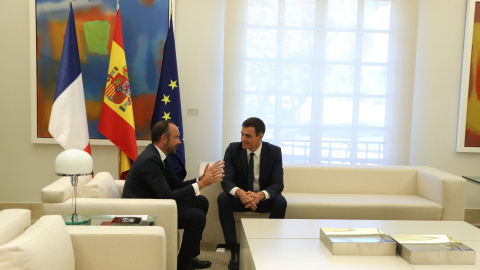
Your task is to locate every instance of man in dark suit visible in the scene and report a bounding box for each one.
[218,117,287,270]
[123,120,225,270]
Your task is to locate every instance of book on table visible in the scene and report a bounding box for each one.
[390,234,476,265]
[320,227,396,256]
[112,217,142,224]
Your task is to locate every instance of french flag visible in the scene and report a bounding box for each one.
[48,3,91,154]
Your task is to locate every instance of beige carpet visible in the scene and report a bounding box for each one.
[197,246,231,270]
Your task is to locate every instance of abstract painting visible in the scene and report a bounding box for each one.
[35,0,169,141]
[458,0,480,152]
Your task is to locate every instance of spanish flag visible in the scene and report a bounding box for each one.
[98,8,137,179]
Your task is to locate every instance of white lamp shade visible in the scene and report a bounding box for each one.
[55,149,93,176]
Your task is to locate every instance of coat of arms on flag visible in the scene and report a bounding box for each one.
[105,65,132,112]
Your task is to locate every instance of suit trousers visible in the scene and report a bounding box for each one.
[217,191,287,244]
[177,195,208,261]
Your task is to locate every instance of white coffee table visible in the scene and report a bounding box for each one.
[239,219,480,270]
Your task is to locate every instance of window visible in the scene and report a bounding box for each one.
[224,0,418,165]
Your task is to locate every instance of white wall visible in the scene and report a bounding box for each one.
[175,0,225,179]
[2,0,480,209]
[410,0,480,208]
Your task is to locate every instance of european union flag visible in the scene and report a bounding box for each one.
[151,17,186,180]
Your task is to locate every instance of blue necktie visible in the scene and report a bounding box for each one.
[247,153,254,191]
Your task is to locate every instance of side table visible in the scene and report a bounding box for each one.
[63,215,156,226]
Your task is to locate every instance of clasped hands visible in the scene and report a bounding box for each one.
[198,160,225,190]
[237,190,265,211]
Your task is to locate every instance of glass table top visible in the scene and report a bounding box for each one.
[62,214,156,226]
[463,176,480,184]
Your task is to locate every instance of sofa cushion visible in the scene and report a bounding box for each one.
[0,209,31,246]
[0,215,75,270]
[283,165,418,195]
[79,172,120,198]
[284,193,443,220]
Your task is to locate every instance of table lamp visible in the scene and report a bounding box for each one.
[55,149,93,225]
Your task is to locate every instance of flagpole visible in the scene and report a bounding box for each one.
[169,0,174,27]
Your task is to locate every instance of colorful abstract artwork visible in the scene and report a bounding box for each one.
[36,0,168,140]
[458,1,480,152]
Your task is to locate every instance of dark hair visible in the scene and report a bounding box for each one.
[242,117,265,136]
[151,120,175,144]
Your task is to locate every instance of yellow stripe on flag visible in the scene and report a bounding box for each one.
[102,41,135,128]
[119,150,132,180]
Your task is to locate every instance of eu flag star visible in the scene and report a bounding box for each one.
[161,95,171,105]
[162,112,171,121]
[169,80,178,90]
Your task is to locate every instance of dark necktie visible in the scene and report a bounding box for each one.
[164,157,172,178]
[247,153,254,191]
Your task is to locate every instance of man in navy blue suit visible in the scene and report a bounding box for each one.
[123,120,225,270]
[218,117,287,270]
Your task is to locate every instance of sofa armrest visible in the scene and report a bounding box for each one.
[41,176,92,203]
[67,226,166,270]
[41,177,73,203]
[416,166,466,220]
[42,198,177,270]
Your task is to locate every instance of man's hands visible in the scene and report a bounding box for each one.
[235,189,265,211]
[198,160,225,190]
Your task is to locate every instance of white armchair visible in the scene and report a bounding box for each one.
[41,172,178,270]
[0,211,166,270]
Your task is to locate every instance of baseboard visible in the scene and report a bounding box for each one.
[0,203,41,221]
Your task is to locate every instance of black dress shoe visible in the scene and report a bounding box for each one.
[228,250,239,270]
[190,257,212,269]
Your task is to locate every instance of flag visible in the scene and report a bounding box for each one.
[49,3,91,155]
[151,17,186,180]
[98,8,137,179]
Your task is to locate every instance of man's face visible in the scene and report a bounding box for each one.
[241,126,263,152]
[164,124,181,154]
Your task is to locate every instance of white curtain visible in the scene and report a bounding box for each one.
[223,0,419,165]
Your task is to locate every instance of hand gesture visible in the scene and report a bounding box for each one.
[198,160,225,190]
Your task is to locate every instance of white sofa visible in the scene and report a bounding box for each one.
[41,172,178,270]
[0,209,166,270]
[0,209,31,247]
[198,163,467,245]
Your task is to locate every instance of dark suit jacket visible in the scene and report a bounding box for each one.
[122,143,196,201]
[221,141,284,198]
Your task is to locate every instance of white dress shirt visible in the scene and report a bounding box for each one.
[230,142,271,199]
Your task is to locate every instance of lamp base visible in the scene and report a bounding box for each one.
[63,214,91,225]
